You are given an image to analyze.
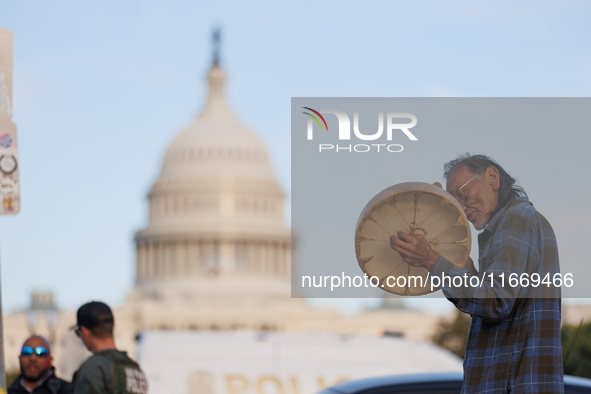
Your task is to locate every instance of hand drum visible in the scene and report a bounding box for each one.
[355,182,471,296]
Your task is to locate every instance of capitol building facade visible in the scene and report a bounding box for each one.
[3,52,447,381]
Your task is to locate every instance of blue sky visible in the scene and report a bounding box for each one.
[0,1,590,313]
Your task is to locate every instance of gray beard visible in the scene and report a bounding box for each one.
[472,217,490,231]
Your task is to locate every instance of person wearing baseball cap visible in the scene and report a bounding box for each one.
[71,301,147,394]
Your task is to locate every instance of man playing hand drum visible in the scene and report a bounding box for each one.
[390,154,563,394]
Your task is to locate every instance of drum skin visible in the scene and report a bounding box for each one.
[355,182,471,296]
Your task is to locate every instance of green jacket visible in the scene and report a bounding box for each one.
[72,350,147,394]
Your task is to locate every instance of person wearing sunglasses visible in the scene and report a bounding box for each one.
[7,335,71,394]
[71,301,147,394]
[390,153,562,394]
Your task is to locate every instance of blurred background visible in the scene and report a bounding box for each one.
[1,1,591,393]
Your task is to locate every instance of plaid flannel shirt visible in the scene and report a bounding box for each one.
[430,198,563,394]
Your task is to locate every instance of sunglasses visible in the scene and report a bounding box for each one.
[21,346,49,358]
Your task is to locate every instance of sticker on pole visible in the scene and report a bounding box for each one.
[0,121,19,215]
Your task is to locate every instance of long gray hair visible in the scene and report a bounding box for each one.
[443,153,527,210]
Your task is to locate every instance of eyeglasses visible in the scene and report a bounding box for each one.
[74,327,82,337]
[450,172,482,201]
[21,346,49,358]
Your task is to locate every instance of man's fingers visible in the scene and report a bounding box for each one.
[391,244,419,262]
[390,236,410,250]
[391,242,417,257]
[392,246,423,267]
[391,233,431,269]
[397,231,414,242]
[391,243,410,255]
[390,240,417,258]
[397,231,428,247]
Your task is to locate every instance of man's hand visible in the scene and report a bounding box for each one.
[389,231,439,270]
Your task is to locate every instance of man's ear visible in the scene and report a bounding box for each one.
[485,166,500,191]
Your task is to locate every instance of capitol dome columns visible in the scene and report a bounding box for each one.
[135,237,291,282]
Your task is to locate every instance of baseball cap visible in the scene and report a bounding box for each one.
[71,301,114,331]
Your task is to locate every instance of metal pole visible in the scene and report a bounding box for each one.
[0,252,5,391]
[0,28,16,392]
